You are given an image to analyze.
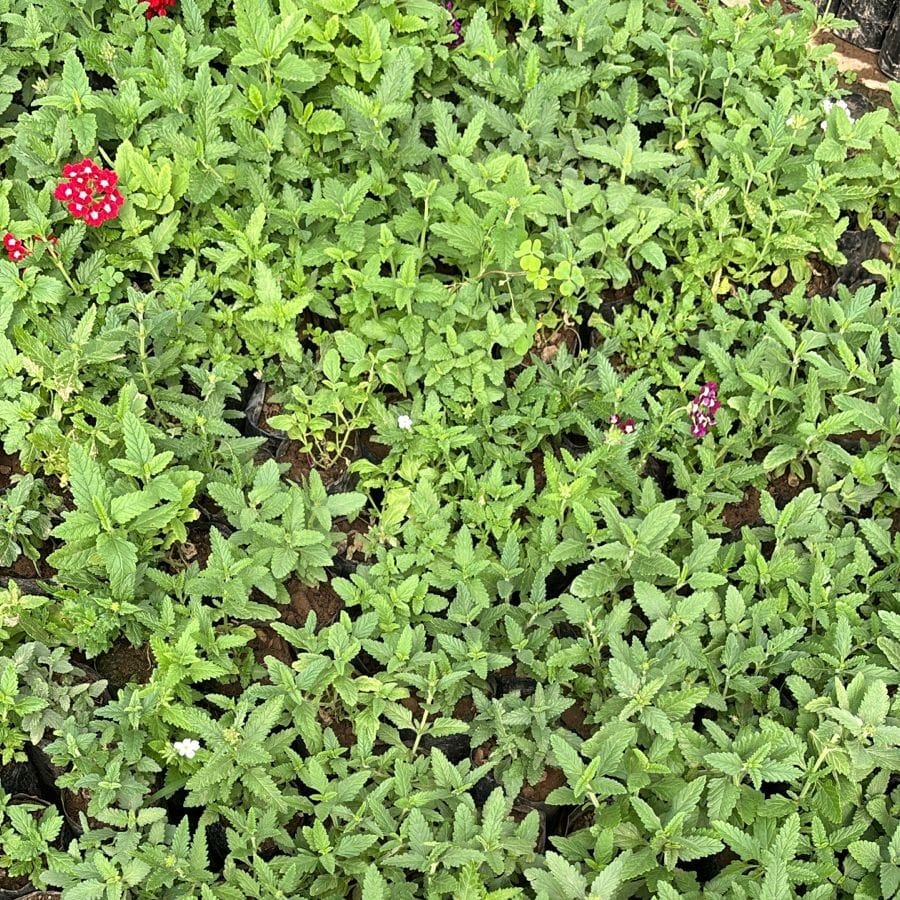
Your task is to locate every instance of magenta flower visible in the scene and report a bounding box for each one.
[444,0,464,46]
[689,382,720,438]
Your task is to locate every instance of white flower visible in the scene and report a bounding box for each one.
[397,414,413,430]
[173,738,200,759]
[821,98,852,129]
[786,114,797,128]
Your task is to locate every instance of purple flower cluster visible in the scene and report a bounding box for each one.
[689,382,721,438]
[444,0,463,47]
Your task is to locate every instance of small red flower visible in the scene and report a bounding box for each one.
[145,0,176,16]
[609,414,636,435]
[3,233,30,264]
[55,159,123,227]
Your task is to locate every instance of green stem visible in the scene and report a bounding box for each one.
[136,305,160,411]
[48,249,81,295]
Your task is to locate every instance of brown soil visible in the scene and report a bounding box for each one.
[333,517,370,563]
[813,31,894,106]
[0,868,30,891]
[532,326,580,364]
[829,429,885,447]
[561,700,594,739]
[318,710,355,747]
[722,487,761,532]
[599,281,637,313]
[806,257,838,297]
[532,451,546,492]
[260,395,286,435]
[177,525,212,568]
[282,578,342,628]
[93,642,155,690]
[767,468,810,509]
[453,695,476,721]
[891,509,900,536]
[276,440,351,488]
[62,788,102,831]
[20,893,62,900]
[472,741,493,766]
[248,624,292,666]
[1,553,47,579]
[400,692,425,718]
[0,452,24,490]
[250,579,343,667]
[521,766,566,803]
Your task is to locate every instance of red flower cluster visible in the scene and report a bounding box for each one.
[145,0,176,16]
[3,233,30,264]
[609,414,636,434]
[54,159,124,227]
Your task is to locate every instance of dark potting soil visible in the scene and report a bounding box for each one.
[250,578,343,667]
[181,523,213,567]
[531,450,546,493]
[721,487,762,533]
[333,517,370,565]
[0,868,31,894]
[282,578,342,629]
[890,509,900,536]
[0,762,45,799]
[560,700,594,739]
[92,642,155,690]
[275,440,352,490]
[0,453,24,491]
[319,711,355,747]
[453,695,476,721]
[62,787,102,833]
[531,326,580,365]
[767,468,811,509]
[520,766,566,804]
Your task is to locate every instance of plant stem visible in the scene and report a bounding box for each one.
[48,248,81,295]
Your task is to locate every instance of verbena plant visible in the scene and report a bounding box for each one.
[1,0,900,896]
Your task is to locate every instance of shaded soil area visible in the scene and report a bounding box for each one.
[250,578,343,666]
[767,468,811,508]
[722,487,762,532]
[0,452,24,489]
[92,642,155,690]
[276,440,352,489]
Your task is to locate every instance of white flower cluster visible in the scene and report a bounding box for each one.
[821,98,853,130]
[173,738,200,759]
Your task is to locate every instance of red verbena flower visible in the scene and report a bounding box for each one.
[689,381,721,438]
[609,414,636,435]
[54,160,124,227]
[2,233,30,264]
[145,0,176,17]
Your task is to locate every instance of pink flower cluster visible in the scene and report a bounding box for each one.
[689,382,720,438]
[609,414,635,434]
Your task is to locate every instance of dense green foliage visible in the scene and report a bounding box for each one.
[2,0,900,896]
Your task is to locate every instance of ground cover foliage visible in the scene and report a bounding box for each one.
[2,0,900,896]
